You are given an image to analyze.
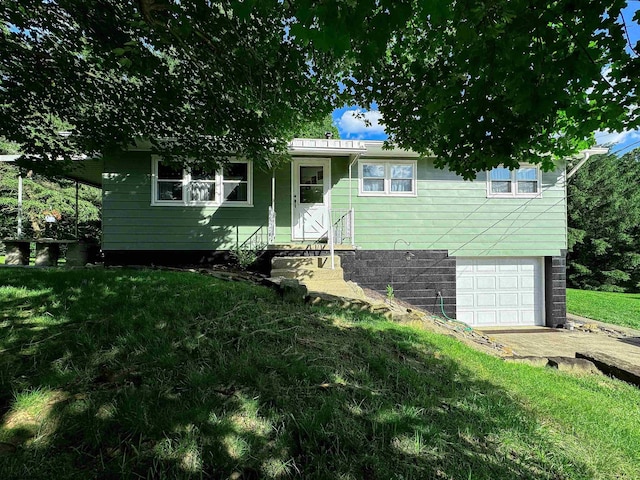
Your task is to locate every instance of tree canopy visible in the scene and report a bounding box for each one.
[568,148,640,292]
[1,1,638,177]
[295,114,340,140]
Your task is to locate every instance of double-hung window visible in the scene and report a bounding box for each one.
[152,157,253,206]
[221,163,250,203]
[189,166,217,203]
[359,160,417,196]
[487,166,541,198]
[156,161,184,202]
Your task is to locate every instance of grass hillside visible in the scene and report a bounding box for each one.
[1,269,639,479]
[567,288,640,330]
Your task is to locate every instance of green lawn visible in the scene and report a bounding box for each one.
[567,288,640,330]
[1,269,640,479]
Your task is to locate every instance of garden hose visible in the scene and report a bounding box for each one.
[438,292,473,332]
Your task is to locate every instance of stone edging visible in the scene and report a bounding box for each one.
[566,313,639,338]
[267,277,512,357]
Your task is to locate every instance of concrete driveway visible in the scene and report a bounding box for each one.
[478,316,640,367]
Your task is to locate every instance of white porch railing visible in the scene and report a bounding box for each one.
[327,208,355,269]
[330,208,355,246]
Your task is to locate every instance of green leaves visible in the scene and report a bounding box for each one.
[293,114,340,139]
[0,0,340,171]
[568,148,640,292]
[1,1,639,178]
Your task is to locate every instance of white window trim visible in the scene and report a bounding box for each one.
[486,165,542,199]
[152,156,187,206]
[220,164,253,207]
[151,156,253,207]
[358,159,417,197]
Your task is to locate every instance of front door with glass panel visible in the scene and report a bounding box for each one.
[292,158,330,240]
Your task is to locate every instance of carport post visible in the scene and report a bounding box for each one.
[17,173,23,238]
[75,180,79,238]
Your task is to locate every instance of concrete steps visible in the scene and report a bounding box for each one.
[271,255,341,269]
[269,268,345,282]
[271,255,343,282]
[306,280,366,299]
[270,255,366,300]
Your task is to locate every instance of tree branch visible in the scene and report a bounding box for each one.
[559,20,616,91]
[619,11,638,57]
[138,0,169,27]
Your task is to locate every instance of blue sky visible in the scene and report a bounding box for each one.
[594,1,640,154]
[334,2,640,154]
[332,104,387,141]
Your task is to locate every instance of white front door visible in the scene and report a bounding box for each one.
[292,158,331,240]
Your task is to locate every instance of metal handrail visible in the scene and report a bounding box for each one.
[239,207,276,251]
[327,208,355,269]
[239,225,267,251]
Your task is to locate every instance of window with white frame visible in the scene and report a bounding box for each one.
[189,165,217,203]
[488,166,541,197]
[221,163,250,202]
[359,160,417,196]
[156,161,184,202]
[152,157,252,206]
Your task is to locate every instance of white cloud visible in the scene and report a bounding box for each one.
[594,128,640,145]
[337,109,385,138]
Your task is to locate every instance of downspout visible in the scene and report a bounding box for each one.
[329,215,335,269]
[265,159,276,245]
[271,168,276,245]
[17,173,23,238]
[566,152,591,180]
[564,147,607,293]
[75,181,79,239]
[348,153,361,213]
[271,170,275,211]
[566,147,608,180]
[348,152,361,247]
[564,151,587,285]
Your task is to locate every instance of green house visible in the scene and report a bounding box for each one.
[65,139,607,328]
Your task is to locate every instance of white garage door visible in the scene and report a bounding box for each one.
[456,257,544,327]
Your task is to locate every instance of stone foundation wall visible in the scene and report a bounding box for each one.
[337,250,456,317]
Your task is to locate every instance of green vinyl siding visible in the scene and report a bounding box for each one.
[271,156,566,255]
[330,157,567,257]
[272,162,293,244]
[103,152,274,250]
[103,152,567,256]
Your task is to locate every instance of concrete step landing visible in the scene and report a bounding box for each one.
[271,255,340,270]
[270,255,366,300]
[270,267,345,282]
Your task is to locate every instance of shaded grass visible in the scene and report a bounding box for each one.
[567,288,640,330]
[0,269,638,479]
